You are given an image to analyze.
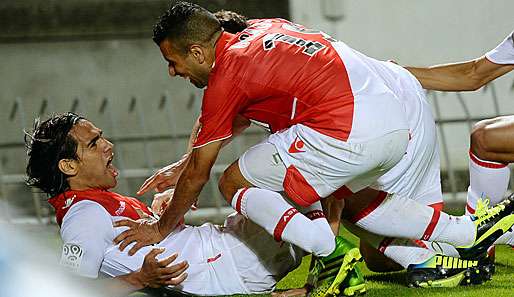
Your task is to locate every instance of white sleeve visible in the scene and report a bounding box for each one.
[485,31,514,65]
[59,201,114,278]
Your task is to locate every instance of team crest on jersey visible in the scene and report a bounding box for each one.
[288,136,306,153]
[60,243,84,271]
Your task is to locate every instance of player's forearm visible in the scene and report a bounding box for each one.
[406,58,514,92]
[406,60,481,91]
[157,163,209,235]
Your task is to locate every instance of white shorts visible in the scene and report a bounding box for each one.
[222,213,305,294]
[371,70,442,206]
[239,70,442,206]
[241,125,409,206]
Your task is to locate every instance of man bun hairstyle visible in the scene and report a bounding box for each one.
[25,112,84,197]
[214,10,248,34]
[153,1,222,53]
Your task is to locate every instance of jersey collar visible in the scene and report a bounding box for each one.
[214,31,236,67]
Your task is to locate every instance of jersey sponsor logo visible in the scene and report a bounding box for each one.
[263,33,326,56]
[283,208,297,221]
[288,136,306,153]
[281,23,337,42]
[62,195,76,209]
[231,22,273,49]
[60,243,84,271]
[115,201,126,216]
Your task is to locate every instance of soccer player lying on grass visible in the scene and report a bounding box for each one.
[25,113,315,296]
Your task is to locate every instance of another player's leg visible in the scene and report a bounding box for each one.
[467,119,514,248]
[342,187,514,259]
[341,190,495,287]
[466,150,510,215]
[219,142,363,297]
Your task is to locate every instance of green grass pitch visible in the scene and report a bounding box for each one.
[231,225,514,297]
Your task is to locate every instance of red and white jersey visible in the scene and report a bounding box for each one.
[50,190,300,295]
[193,19,408,148]
[485,31,514,65]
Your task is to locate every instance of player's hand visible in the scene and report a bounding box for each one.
[151,188,198,216]
[151,189,174,216]
[137,157,188,195]
[136,248,189,288]
[113,219,165,256]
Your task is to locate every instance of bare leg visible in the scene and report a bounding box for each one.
[471,115,514,162]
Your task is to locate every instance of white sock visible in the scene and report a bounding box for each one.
[232,187,335,256]
[344,222,434,268]
[354,193,475,247]
[466,151,510,214]
[301,201,334,236]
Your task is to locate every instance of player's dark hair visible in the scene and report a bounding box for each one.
[214,10,248,34]
[153,1,222,53]
[25,112,84,197]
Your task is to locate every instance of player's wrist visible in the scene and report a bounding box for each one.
[121,271,146,290]
[155,218,170,239]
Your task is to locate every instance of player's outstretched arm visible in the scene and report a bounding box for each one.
[406,30,514,91]
[406,57,514,91]
[115,140,224,255]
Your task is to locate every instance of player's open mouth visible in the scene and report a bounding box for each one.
[106,153,118,177]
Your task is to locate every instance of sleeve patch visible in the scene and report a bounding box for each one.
[60,243,84,271]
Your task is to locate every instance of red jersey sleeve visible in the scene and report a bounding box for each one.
[193,72,247,148]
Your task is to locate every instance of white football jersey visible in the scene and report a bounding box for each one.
[59,200,302,295]
[485,31,514,64]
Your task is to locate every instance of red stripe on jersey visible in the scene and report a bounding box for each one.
[274,207,299,242]
[305,210,325,220]
[48,189,152,226]
[235,188,249,214]
[349,191,388,224]
[413,239,428,249]
[422,209,441,241]
[469,150,507,168]
[378,237,394,253]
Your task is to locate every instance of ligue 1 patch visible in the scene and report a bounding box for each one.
[60,243,84,270]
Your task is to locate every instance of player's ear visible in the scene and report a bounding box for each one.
[190,44,206,64]
[58,159,79,176]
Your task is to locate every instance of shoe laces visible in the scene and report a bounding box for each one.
[474,198,505,226]
[474,198,490,218]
